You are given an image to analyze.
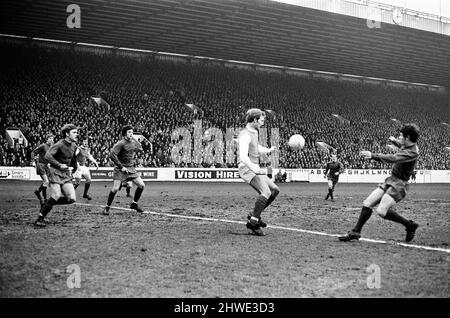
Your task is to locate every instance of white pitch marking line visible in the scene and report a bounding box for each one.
[75,203,450,254]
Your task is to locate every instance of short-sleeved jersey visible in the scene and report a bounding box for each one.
[325,161,343,178]
[372,143,418,181]
[238,127,259,165]
[110,138,143,169]
[45,139,77,170]
[31,143,51,164]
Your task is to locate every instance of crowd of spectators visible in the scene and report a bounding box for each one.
[1,42,449,170]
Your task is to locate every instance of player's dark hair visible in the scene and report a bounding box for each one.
[121,125,134,136]
[400,124,419,143]
[61,124,78,138]
[245,108,266,123]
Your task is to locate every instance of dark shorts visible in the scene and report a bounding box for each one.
[378,175,409,203]
[113,167,140,182]
[48,166,73,185]
[327,175,339,184]
[36,162,49,176]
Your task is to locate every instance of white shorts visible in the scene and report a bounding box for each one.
[73,165,91,179]
[238,163,257,184]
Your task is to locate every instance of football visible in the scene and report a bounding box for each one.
[288,134,305,150]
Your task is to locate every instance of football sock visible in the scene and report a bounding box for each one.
[107,191,116,207]
[133,187,144,202]
[42,186,47,200]
[74,183,79,189]
[35,188,42,201]
[252,195,268,218]
[40,197,57,217]
[353,206,373,233]
[126,185,131,195]
[264,189,280,208]
[384,209,410,227]
[83,183,91,196]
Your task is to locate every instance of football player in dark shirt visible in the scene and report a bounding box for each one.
[323,154,344,201]
[30,133,54,207]
[339,124,420,243]
[102,125,146,215]
[34,124,78,227]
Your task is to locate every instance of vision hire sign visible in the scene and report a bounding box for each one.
[175,170,240,180]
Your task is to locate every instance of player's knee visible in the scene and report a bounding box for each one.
[363,199,373,208]
[376,206,387,218]
[272,187,280,197]
[261,189,271,198]
[43,181,49,187]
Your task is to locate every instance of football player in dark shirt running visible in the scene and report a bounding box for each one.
[34,124,78,227]
[30,133,54,207]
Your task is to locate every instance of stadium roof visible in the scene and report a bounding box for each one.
[1,0,449,88]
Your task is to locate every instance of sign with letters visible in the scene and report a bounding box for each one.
[175,170,240,180]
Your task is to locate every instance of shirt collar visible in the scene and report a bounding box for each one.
[246,124,257,133]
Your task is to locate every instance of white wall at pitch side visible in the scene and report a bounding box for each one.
[1,167,449,183]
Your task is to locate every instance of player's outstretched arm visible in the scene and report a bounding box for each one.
[360,149,418,164]
[388,136,402,148]
[257,144,275,155]
[87,152,99,168]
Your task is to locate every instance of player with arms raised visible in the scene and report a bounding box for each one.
[238,108,280,236]
[339,124,420,242]
[102,125,146,215]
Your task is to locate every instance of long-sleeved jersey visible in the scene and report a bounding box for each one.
[324,161,344,179]
[31,143,51,164]
[45,139,77,170]
[110,138,143,169]
[371,143,419,181]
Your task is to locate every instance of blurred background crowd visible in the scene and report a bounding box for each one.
[1,43,449,170]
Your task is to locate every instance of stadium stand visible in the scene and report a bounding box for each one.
[1,43,449,169]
